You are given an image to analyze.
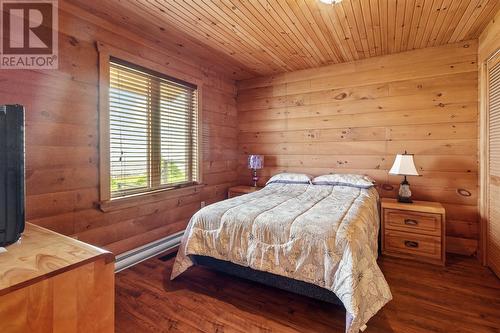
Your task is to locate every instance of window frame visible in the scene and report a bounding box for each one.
[97,42,203,211]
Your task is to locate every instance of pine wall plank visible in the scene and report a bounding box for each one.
[237,41,480,256]
[0,2,239,255]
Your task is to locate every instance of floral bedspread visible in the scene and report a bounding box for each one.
[171,183,392,332]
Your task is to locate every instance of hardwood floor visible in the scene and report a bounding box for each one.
[116,254,500,333]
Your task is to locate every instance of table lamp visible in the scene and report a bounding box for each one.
[389,151,419,203]
[248,155,264,187]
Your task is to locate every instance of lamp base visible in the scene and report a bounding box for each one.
[397,176,413,203]
[397,196,413,203]
[252,169,258,187]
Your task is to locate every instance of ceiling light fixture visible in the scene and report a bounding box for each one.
[319,0,342,4]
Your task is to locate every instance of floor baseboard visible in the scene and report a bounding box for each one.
[114,231,184,273]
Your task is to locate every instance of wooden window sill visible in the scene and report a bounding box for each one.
[99,184,205,212]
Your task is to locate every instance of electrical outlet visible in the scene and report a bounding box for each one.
[200,201,206,208]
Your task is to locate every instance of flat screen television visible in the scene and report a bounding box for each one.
[0,104,25,246]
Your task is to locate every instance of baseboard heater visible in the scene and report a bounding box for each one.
[114,230,184,273]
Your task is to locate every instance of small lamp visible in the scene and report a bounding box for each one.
[248,155,264,187]
[389,151,419,203]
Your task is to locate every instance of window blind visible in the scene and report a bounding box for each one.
[109,58,198,198]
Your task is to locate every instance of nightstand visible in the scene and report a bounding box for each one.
[228,185,262,198]
[381,198,446,266]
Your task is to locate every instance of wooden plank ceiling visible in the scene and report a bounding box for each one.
[70,0,499,80]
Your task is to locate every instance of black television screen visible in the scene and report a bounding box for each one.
[0,104,25,246]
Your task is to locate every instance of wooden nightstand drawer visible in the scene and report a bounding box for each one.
[384,230,442,261]
[384,209,442,236]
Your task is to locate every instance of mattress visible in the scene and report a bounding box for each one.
[172,182,392,332]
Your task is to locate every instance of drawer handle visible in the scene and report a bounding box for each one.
[404,219,418,226]
[457,188,471,197]
[404,240,419,248]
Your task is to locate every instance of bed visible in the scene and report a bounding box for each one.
[171,174,392,332]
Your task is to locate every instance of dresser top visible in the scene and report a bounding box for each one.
[0,223,114,296]
[381,198,445,214]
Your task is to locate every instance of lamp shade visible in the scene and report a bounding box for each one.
[248,155,264,170]
[389,153,419,176]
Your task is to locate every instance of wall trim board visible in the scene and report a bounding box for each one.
[114,231,183,273]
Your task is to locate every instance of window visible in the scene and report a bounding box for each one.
[108,58,199,199]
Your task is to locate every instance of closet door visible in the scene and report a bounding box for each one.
[487,53,500,277]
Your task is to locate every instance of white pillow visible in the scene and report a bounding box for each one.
[312,174,375,189]
[266,173,312,185]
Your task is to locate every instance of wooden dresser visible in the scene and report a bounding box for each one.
[381,198,446,266]
[0,223,115,333]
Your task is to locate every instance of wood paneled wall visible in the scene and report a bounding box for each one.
[237,41,479,256]
[0,1,239,255]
